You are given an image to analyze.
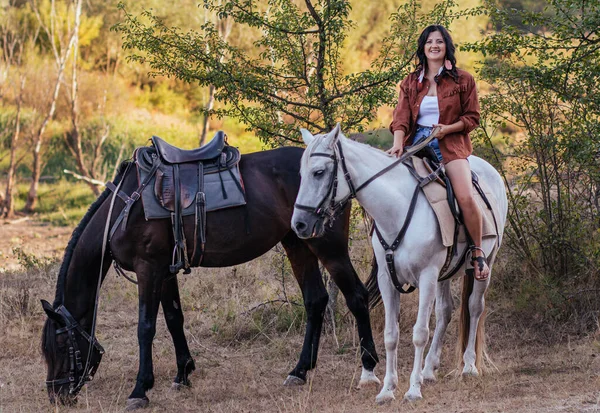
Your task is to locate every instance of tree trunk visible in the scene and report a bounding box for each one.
[25,0,79,212]
[66,0,99,195]
[3,77,25,218]
[199,84,216,146]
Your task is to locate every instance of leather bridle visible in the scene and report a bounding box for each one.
[294,140,356,225]
[45,305,105,395]
[294,130,439,223]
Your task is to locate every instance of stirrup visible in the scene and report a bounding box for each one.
[467,246,488,281]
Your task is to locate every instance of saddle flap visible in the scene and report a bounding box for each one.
[154,165,198,211]
[412,157,499,247]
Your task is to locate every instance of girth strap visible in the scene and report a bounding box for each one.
[373,183,421,294]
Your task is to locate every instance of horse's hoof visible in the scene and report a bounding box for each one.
[125,397,149,411]
[403,390,423,402]
[283,375,306,386]
[375,390,395,405]
[422,371,437,383]
[462,366,479,377]
[357,369,381,389]
[171,382,191,391]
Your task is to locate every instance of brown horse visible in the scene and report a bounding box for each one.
[40,146,379,409]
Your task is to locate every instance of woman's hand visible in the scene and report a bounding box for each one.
[432,120,465,139]
[432,124,449,139]
[387,130,405,157]
[386,143,403,157]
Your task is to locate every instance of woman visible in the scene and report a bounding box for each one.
[387,25,489,281]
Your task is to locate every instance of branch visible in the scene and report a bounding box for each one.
[63,169,105,186]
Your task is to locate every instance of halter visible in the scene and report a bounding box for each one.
[294,140,356,224]
[45,305,105,395]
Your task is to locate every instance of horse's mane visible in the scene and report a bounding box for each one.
[52,160,131,307]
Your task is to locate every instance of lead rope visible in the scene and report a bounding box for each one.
[75,173,124,392]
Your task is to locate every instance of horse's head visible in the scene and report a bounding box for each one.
[41,300,104,406]
[292,124,353,239]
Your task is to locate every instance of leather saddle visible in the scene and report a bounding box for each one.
[407,154,501,280]
[152,133,242,212]
[134,132,246,273]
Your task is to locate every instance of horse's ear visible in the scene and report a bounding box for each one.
[41,300,63,324]
[328,123,342,148]
[300,128,314,146]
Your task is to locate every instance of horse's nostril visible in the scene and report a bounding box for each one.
[295,221,307,232]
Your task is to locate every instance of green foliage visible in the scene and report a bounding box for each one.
[114,0,460,146]
[469,0,600,330]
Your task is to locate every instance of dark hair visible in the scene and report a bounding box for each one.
[415,25,458,82]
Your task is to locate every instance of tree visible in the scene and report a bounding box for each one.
[115,0,461,146]
[24,0,80,212]
[467,0,600,328]
[0,1,37,218]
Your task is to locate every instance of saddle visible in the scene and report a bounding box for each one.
[405,154,501,281]
[133,132,246,273]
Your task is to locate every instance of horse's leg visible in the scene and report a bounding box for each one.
[422,279,453,382]
[375,270,400,404]
[280,232,329,386]
[462,270,491,376]
[404,271,437,402]
[126,262,167,410]
[160,276,196,389]
[316,243,380,388]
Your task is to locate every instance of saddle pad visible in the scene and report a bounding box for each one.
[412,157,500,247]
[135,146,246,220]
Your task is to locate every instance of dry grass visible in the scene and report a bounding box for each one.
[0,220,599,412]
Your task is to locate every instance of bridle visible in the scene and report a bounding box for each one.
[294,139,356,225]
[294,130,440,223]
[46,163,125,396]
[45,305,105,395]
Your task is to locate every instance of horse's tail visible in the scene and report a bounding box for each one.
[365,254,382,309]
[456,271,487,373]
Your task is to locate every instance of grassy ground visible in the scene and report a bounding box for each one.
[0,219,599,413]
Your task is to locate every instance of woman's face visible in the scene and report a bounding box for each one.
[424,30,446,63]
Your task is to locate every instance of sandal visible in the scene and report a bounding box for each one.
[467,246,490,281]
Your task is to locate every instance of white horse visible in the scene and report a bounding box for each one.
[291,125,507,403]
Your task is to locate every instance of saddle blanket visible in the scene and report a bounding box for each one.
[412,157,500,247]
[135,146,246,220]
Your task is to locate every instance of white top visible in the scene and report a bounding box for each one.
[417,96,439,127]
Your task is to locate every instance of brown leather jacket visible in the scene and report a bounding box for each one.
[389,68,480,163]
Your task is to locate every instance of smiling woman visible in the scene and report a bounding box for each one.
[388,25,489,281]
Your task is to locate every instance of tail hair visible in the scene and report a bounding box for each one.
[456,272,495,374]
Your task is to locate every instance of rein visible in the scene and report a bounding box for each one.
[46,164,128,395]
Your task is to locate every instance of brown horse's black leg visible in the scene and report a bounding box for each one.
[126,261,167,410]
[281,231,328,385]
[312,237,379,373]
[160,276,196,388]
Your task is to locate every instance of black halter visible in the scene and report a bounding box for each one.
[294,140,357,224]
[45,305,105,395]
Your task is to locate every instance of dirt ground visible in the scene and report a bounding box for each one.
[0,218,73,271]
[0,219,599,413]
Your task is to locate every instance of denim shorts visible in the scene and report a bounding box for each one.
[413,126,442,162]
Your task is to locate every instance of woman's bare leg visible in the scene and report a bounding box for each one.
[444,159,490,280]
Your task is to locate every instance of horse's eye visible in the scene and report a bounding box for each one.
[313,170,325,177]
